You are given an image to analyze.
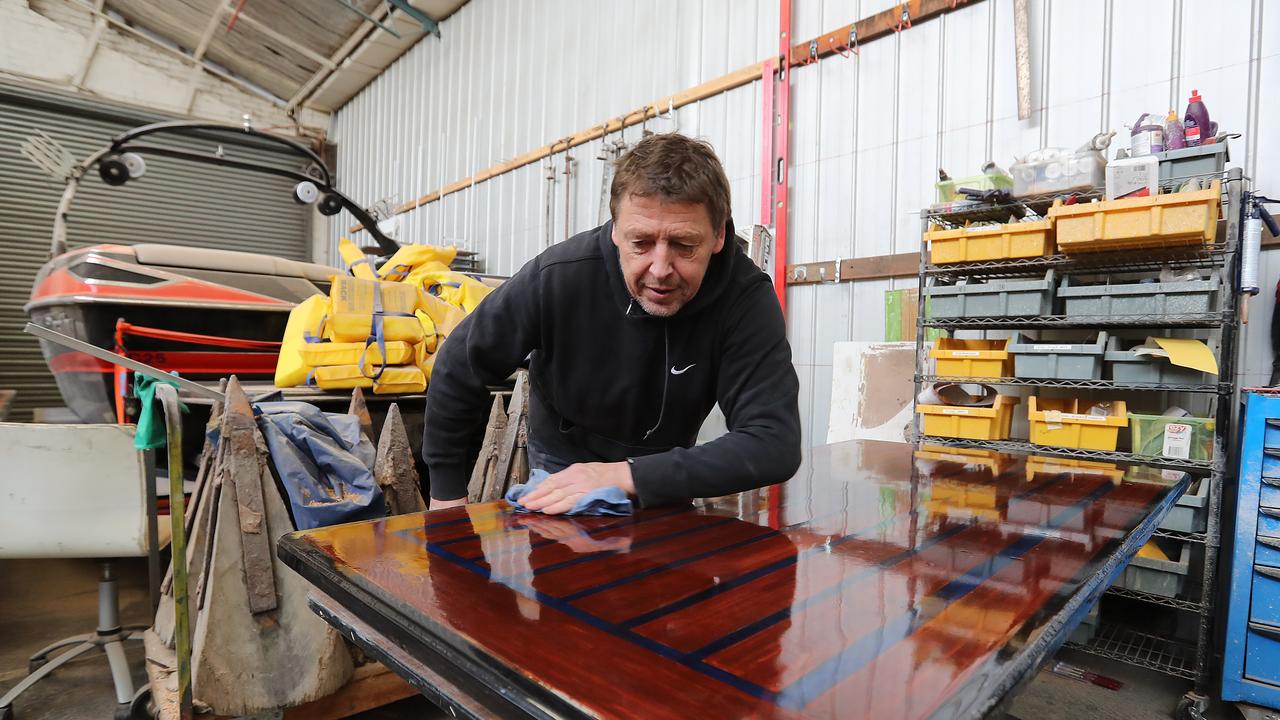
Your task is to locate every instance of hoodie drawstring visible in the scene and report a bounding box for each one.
[644,322,669,440]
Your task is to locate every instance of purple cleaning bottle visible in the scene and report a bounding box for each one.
[1165,111,1186,150]
[1184,89,1211,147]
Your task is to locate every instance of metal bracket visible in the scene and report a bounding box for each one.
[335,0,401,38]
[385,0,440,37]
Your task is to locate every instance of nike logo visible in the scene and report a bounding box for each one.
[671,363,696,375]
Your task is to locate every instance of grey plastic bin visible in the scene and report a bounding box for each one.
[1068,603,1100,645]
[1159,478,1210,533]
[1008,331,1108,380]
[927,269,1056,319]
[1057,271,1220,317]
[1112,540,1191,598]
[1156,143,1229,188]
[1104,336,1213,385]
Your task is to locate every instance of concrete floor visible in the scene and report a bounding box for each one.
[1006,647,1228,720]
[0,558,151,720]
[0,557,440,720]
[0,557,1239,720]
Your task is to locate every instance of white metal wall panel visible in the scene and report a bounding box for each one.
[333,0,1280,448]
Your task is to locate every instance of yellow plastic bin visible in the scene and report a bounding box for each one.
[1025,455,1124,483]
[1027,397,1129,450]
[917,395,1020,440]
[929,338,1013,379]
[926,479,1001,522]
[925,219,1053,264]
[1048,180,1220,253]
[915,445,1016,476]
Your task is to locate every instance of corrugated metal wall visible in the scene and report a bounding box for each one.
[330,0,1280,450]
[0,82,312,421]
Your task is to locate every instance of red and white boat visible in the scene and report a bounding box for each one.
[24,120,399,423]
[26,242,340,422]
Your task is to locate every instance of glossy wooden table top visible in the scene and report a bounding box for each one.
[279,440,1188,720]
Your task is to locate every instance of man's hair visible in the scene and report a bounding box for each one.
[609,133,731,233]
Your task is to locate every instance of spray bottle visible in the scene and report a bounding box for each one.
[1164,111,1186,150]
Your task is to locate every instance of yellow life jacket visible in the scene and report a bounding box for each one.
[328,276,425,344]
[298,340,415,368]
[377,244,457,282]
[312,364,426,394]
[274,294,328,388]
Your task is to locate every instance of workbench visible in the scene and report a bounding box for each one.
[278,439,1189,719]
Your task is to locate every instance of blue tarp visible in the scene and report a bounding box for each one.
[253,401,385,530]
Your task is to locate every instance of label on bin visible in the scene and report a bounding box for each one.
[942,408,972,415]
[950,350,981,356]
[1031,344,1074,351]
[1049,412,1104,422]
[1162,423,1192,459]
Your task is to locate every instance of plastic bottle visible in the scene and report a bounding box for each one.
[1164,111,1186,150]
[1129,113,1164,156]
[1184,89,1211,147]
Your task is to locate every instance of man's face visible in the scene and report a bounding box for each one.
[611,194,725,317]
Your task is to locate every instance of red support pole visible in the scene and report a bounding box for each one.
[773,0,792,317]
[764,0,794,530]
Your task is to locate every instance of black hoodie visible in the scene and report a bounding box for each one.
[422,220,802,507]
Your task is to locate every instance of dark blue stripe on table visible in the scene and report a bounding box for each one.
[687,519,976,660]
[423,539,778,702]
[559,503,869,604]
[414,468,1103,708]
[770,478,1116,711]
[559,528,783,603]
[620,467,1068,631]
[434,507,691,551]
[531,517,739,576]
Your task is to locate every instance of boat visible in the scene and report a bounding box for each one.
[23,120,401,423]
[26,242,340,423]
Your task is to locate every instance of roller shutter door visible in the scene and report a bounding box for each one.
[0,81,312,421]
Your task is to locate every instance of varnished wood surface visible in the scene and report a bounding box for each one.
[279,440,1188,720]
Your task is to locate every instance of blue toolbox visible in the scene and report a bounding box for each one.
[1222,391,1280,710]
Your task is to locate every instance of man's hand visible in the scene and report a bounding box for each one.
[519,462,635,515]
[429,496,468,511]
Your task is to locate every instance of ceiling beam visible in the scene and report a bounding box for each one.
[226,4,337,71]
[286,2,393,111]
[71,0,107,87]
[182,3,226,112]
[76,1,287,107]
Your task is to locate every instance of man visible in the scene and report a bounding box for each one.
[423,133,801,513]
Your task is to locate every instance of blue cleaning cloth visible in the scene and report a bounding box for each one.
[505,469,633,516]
